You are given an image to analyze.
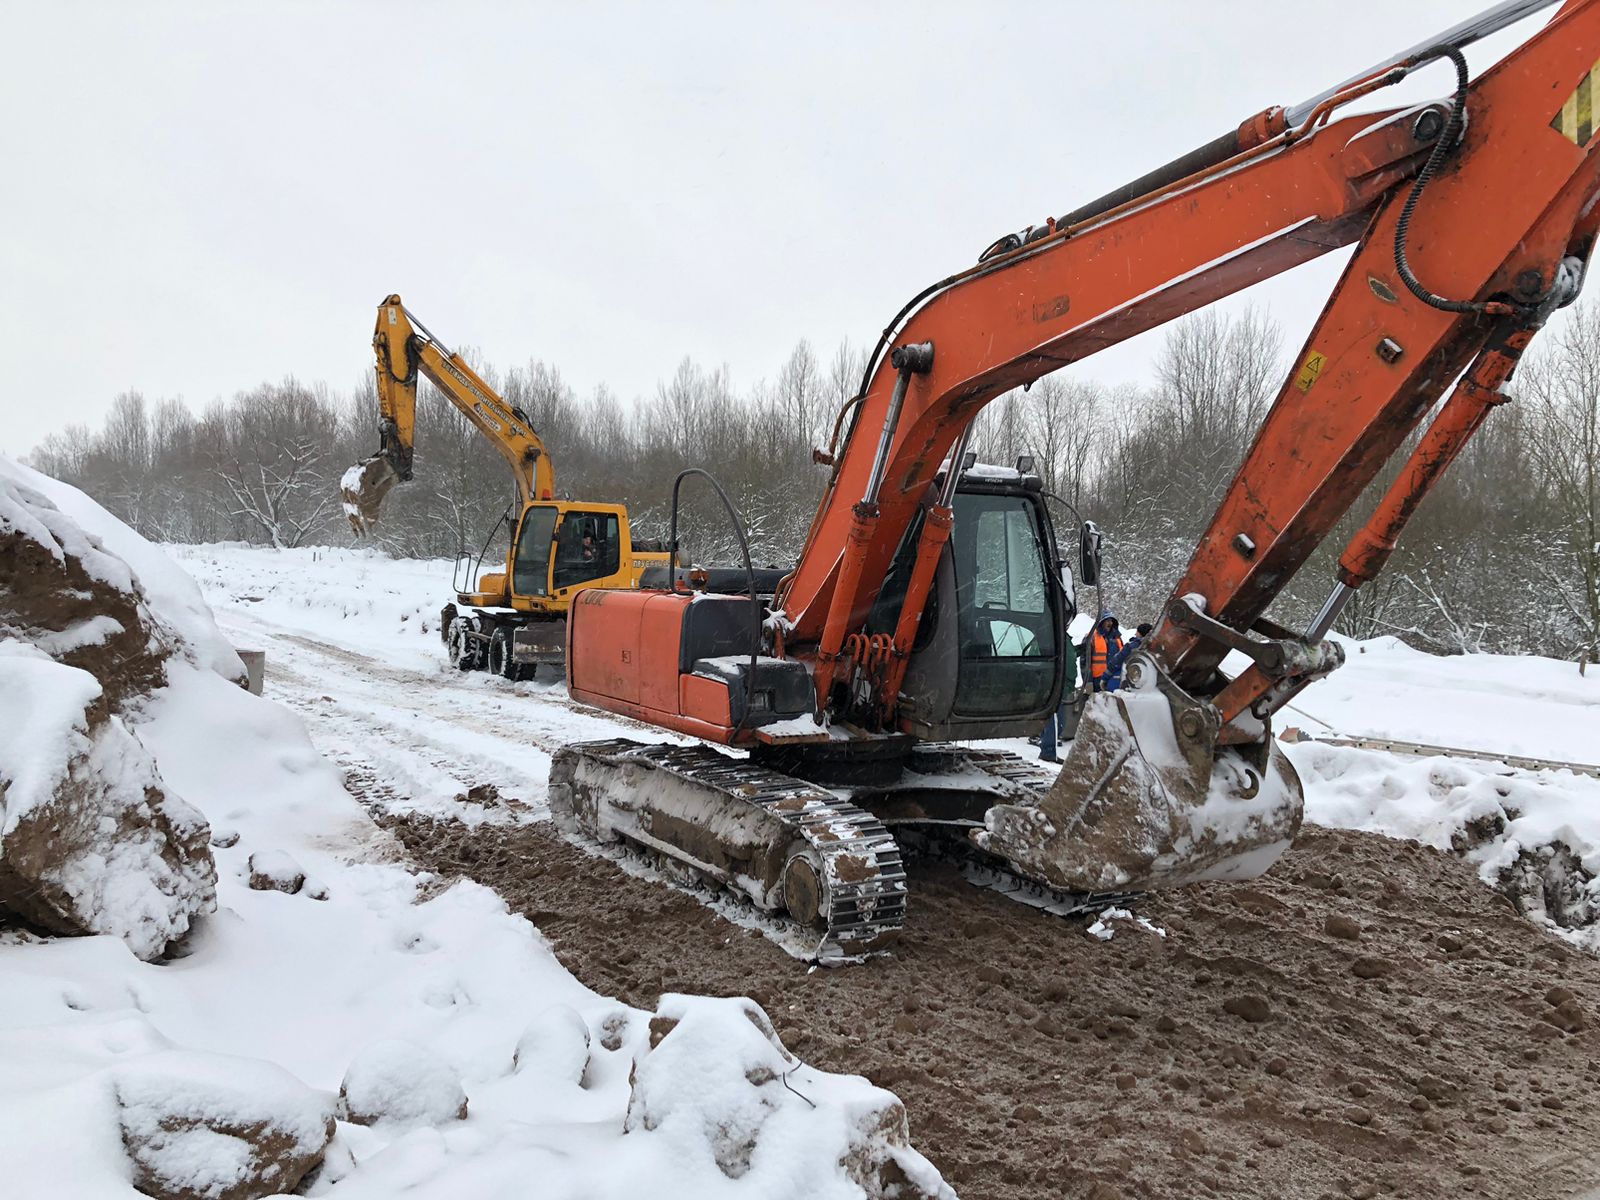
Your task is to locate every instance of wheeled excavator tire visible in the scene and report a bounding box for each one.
[488,628,526,681]
[548,740,907,959]
[447,617,480,672]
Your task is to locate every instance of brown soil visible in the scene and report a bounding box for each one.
[386,815,1600,1200]
[0,508,173,712]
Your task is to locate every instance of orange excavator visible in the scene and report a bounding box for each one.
[550,0,1600,956]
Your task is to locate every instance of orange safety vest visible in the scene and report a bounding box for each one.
[1089,629,1123,679]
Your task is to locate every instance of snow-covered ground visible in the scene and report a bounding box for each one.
[168,543,1600,953]
[2,505,949,1199]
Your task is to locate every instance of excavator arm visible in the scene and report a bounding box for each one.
[342,295,555,533]
[781,0,1600,721]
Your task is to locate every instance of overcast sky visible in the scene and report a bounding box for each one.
[1,1,1558,457]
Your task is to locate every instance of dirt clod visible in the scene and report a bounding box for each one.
[1223,994,1272,1023]
[1325,914,1362,941]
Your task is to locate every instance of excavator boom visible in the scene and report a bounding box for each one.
[342,295,554,533]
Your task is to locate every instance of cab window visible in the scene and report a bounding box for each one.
[512,506,559,597]
[553,511,621,590]
[950,491,1058,716]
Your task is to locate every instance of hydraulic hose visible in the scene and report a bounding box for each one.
[1392,48,1502,315]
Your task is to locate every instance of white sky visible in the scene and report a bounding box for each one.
[0,1,1558,457]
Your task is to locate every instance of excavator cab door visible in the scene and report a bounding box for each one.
[510,504,560,603]
[897,479,1068,740]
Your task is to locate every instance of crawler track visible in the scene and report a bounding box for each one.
[550,739,907,959]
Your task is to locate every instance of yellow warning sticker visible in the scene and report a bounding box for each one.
[1294,350,1327,393]
[1551,57,1600,147]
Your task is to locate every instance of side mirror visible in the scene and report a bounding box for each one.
[1079,521,1103,587]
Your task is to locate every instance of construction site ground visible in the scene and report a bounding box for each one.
[198,568,1600,1200]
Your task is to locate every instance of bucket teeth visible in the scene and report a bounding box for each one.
[976,678,1302,893]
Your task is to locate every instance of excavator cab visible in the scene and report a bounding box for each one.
[500,502,635,608]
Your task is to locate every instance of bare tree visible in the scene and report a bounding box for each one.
[1520,303,1600,670]
[211,380,339,549]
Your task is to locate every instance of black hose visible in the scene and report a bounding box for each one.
[668,468,761,733]
[1393,48,1499,315]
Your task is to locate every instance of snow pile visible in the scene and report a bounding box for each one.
[0,643,215,960]
[626,994,953,1199]
[1,458,242,687]
[339,1040,468,1128]
[0,458,222,960]
[1292,740,1600,948]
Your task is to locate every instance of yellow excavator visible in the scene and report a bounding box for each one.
[342,295,673,679]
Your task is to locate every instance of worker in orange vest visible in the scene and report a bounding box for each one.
[1081,611,1125,693]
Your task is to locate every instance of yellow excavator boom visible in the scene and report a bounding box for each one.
[342,294,555,532]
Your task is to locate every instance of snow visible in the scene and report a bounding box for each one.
[1284,632,1599,765]
[0,641,104,826]
[10,514,1599,1194]
[2,518,952,1196]
[340,1039,468,1128]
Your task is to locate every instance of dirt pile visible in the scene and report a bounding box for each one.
[0,470,215,958]
[0,469,177,710]
[390,816,1600,1200]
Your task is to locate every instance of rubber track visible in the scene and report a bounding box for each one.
[557,739,909,959]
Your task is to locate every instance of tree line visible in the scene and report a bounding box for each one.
[29,307,1600,668]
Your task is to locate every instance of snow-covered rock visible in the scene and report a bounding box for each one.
[114,1049,334,1200]
[625,994,953,1198]
[0,642,215,960]
[1,462,178,708]
[339,1039,469,1128]
[246,849,306,896]
[511,1004,591,1085]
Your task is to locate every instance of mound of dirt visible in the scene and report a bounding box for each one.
[0,467,177,710]
[389,816,1600,1200]
[0,467,216,958]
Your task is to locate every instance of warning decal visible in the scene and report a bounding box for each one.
[1293,350,1328,394]
[1551,57,1600,147]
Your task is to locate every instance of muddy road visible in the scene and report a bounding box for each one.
[390,815,1600,1200]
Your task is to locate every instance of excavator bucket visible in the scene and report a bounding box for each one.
[340,455,401,535]
[976,660,1302,893]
